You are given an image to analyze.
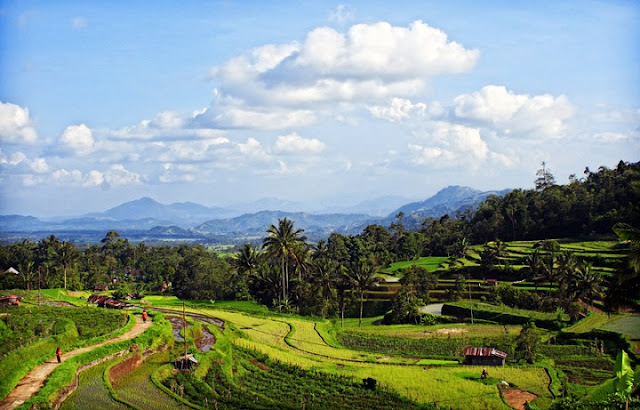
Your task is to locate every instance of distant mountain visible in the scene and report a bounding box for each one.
[86,197,237,225]
[0,215,49,231]
[223,197,307,214]
[309,195,414,217]
[386,185,510,229]
[196,210,377,239]
[0,186,511,245]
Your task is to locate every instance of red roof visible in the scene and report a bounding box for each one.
[464,347,507,359]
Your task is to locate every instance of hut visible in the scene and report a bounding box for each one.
[0,295,22,307]
[174,354,199,371]
[87,294,133,309]
[463,347,507,366]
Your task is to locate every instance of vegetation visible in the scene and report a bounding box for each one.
[0,160,639,409]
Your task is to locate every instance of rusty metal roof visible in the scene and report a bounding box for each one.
[464,347,507,358]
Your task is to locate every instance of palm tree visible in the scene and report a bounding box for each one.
[53,241,79,289]
[346,257,379,327]
[568,261,603,307]
[607,223,640,310]
[262,218,307,303]
[233,244,261,276]
[527,249,545,290]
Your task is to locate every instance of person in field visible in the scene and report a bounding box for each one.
[142,309,148,322]
[56,347,62,363]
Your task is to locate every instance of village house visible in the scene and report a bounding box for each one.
[463,347,507,366]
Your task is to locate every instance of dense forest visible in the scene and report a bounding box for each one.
[1,160,638,318]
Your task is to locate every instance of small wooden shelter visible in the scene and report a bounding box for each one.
[87,294,133,309]
[0,295,22,307]
[463,347,507,366]
[174,354,199,371]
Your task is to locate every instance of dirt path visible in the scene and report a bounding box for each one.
[501,388,538,410]
[0,315,151,410]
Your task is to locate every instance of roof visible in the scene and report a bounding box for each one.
[464,347,507,359]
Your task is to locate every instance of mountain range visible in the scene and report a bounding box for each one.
[0,185,510,245]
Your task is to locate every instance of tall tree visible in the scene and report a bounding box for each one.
[535,161,556,191]
[607,223,640,310]
[346,257,378,327]
[52,241,79,289]
[262,218,307,303]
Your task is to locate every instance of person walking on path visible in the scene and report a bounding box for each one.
[142,309,148,322]
[55,347,62,363]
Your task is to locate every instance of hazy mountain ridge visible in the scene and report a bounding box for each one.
[0,186,509,244]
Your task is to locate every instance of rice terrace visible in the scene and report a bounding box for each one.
[2,0,640,406]
[0,161,639,409]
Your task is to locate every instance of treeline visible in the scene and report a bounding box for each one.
[0,160,638,317]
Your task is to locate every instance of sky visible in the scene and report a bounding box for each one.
[0,0,639,217]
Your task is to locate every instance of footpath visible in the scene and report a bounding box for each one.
[0,315,152,410]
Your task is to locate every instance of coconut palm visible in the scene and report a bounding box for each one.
[52,241,79,289]
[262,218,307,303]
[607,223,640,310]
[232,244,261,276]
[346,257,379,327]
[568,261,603,307]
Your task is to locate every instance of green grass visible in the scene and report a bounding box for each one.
[112,351,189,410]
[379,256,449,276]
[60,356,129,410]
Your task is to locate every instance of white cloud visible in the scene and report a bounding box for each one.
[329,4,355,25]
[453,85,573,138]
[0,102,38,144]
[29,157,49,173]
[0,150,27,166]
[71,16,88,30]
[156,138,230,162]
[368,98,430,122]
[194,98,315,130]
[273,133,325,154]
[210,20,479,108]
[51,165,140,188]
[237,137,269,160]
[408,122,488,167]
[52,169,84,184]
[60,124,94,155]
[148,110,185,129]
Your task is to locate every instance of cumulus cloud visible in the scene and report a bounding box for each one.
[273,133,325,154]
[210,20,479,109]
[453,85,573,138]
[156,138,230,162]
[193,96,315,130]
[368,98,438,122]
[408,122,488,167]
[0,102,38,144]
[237,137,269,160]
[52,164,141,188]
[60,124,94,155]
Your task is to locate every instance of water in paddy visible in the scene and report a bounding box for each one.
[60,357,128,410]
[112,351,189,409]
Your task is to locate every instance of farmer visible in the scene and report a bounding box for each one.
[56,347,62,363]
[142,309,148,323]
[481,368,488,379]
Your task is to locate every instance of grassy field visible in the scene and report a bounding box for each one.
[2,233,633,409]
[60,357,129,410]
[149,299,553,409]
[379,256,449,276]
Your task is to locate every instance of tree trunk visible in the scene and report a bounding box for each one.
[359,290,364,327]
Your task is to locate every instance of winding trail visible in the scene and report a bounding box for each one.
[0,315,151,410]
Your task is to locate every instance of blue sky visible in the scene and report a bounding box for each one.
[1,0,638,217]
